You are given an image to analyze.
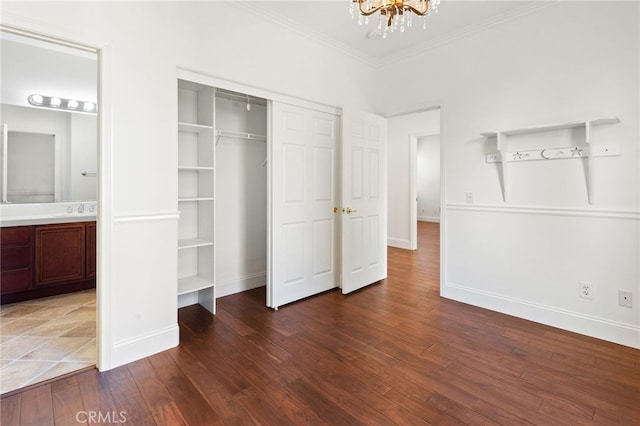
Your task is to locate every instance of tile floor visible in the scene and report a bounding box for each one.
[0,289,96,394]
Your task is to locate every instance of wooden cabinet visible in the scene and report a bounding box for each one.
[86,222,96,279]
[1,221,96,304]
[0,226,33,294]
[35,223,86,287]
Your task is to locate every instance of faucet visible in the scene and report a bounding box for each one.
[78,204,85,213]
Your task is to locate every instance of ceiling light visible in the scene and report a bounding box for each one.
[27,94,97,114]
[351,0,441,38]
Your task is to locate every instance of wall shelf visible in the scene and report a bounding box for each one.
[482,117,620,204]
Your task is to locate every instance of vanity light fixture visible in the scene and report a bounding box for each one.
[27,94,96,114]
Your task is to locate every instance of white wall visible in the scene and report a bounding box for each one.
[417,134,440,222]
[387,110,440,248]
[378,2,640,348]
[2,1,376,369]
[70,113,97,201]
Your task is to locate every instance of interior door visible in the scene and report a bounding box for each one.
[341,109,387,294]
[269,102,340,309]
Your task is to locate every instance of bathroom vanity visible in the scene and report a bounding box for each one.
[0,202,96,304]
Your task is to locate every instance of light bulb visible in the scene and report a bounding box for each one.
[83,102,95,112]
[28,94,44,105]
[67,100,79,109]
[50,97,62,107]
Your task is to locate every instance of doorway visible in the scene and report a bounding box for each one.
[416,133,441,231]
[0,27,100,394]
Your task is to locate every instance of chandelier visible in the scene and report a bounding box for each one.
[350,0,441,37]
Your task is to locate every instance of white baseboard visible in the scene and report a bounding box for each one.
[442,282,640,349]
[387,237,412,250]
[217,273,266,298]
[110,324,180,370]
[418,215,440,223]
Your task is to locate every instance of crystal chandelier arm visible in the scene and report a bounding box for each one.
[355,0,388,16]
[404,1,430,16]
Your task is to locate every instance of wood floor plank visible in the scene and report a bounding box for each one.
[104,366,157,426]
[3,222,639,425]
[51,376,85,425]
[147,350,219,425]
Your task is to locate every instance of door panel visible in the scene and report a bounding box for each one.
[269,102,340,308]
[342,109,387,294]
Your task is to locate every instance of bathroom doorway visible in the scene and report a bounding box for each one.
[0,28,100,395]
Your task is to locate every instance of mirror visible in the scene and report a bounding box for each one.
[0,31,97,203]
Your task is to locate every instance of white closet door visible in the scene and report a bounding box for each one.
[269,102,339,309]
[341,109,387,294]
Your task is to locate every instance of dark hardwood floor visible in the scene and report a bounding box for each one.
[2,222,639,425]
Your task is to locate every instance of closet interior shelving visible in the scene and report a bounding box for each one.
[177,79,216,314]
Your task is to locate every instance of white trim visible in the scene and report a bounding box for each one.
[216,273,266,298]
[177,68,340,117]
[387,237,412,250]
[235,2,378,69]
[418,215,440,223]
[378,2,558,67]
[113,211,180,223]
[111,325,180,370]
[442,281,640,349]
[446,203,640,221]
[236,2,557,69]
[1,14,114,372]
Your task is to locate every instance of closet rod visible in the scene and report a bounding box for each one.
[215,89,267,106]
[215,130,267,145]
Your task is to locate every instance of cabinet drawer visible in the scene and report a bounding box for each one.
[1,227,30,245]
[1,269,31,294]
[1,245,31,269]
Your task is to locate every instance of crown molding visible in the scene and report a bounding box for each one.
[232,1,379,69]
[232,1,559,69]
[377,1,559,67]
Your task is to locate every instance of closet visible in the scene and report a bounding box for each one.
[176,78,267,314]
[176,71,387,316]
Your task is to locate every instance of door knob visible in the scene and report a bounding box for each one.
[333,207,339,214]
[344,207,358,214]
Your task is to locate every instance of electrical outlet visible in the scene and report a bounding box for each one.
[619,290,633,308]
[466,192,474,204]
[579,281,593,299]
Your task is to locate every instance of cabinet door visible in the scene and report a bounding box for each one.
[35,223,85,287]
[86,222,96,279]
[1,226,33,295]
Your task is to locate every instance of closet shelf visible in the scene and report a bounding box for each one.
[178,166,214,171]
[178,197,214,202]
[216,129,266,144]
[178,238,214,250]
[178,122,214,134]
[178,276,214,296]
